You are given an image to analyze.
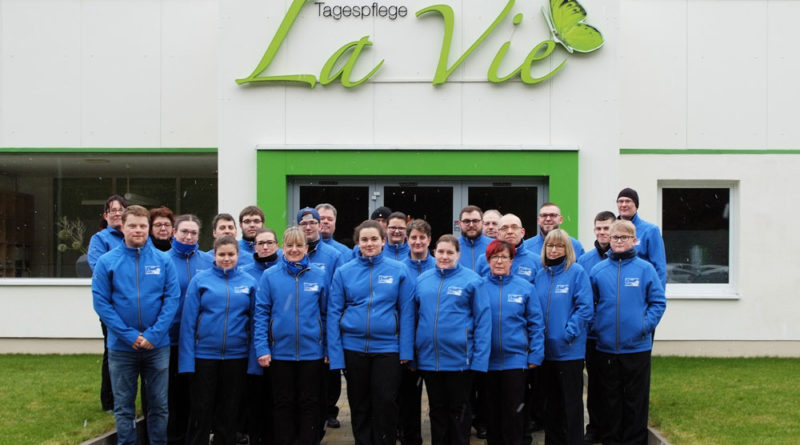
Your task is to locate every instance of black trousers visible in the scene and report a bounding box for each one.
[398,365,423,445]
[246,372,273,445]
[541,359,585,445]
[470,372,488,429]
[584,339,602,440]
[100,322,114,410]
[343,350,401,445]
[270,359,324,445]
[167,345,189,445]
[422,370,474,445]
[326,369,342,419]
[596,350,651,445]
[186,358,247,445]
[485,369,527,445]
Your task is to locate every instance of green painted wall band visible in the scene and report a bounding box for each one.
[620,148,800,155]
[0,147,217,153]
[256,149,579,237]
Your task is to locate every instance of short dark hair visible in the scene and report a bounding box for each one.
[239,205,265,224]
[174,214,202,231]
[353,219,386,244]
[406,219,431,237]
[212,213,236,230]
[388,211,408,223]
[539,202,561,212]
[459,205,483,219]
[594,211,616,224]
[213,235,239,251]
[255,227,277,239]
[436,234,460,252]
[315,203,337,218]
[121,205,149,224]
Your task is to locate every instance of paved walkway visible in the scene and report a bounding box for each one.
[320,377,586,445]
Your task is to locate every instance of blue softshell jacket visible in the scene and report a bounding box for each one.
[307,240,345,284]
[178,266,256,372]
[253,260,328,362]
[476,241,542,284]
[168,242,213,345]
[578,244,610,340]
[481,274,545,370]
[590,251,666,355]
[534,262,593,361]
[327,254,415,370]
[383,241,410,262]
[88,226,125,271]
[628,213,668,288]
[414,264,491,372]
[523,233,585,259]
[458,234,492,271]
[92,243,181,351]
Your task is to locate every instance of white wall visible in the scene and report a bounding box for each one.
[0,0,218,148]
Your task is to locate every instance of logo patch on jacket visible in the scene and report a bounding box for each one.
[555,284,569,294]
[234,286,250,294]
[517,266,533,277]
[304,282,320,292]
[446,286,463,296]
[144,265,161,275]
[624,277,640,287]
[507,294,523,303]
[312,262,326,271]
[378,275,394,284]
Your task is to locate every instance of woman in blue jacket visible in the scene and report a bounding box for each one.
[178,235,256,445]
[167,214,212,443]
[253,226,329,445]
[480,240,545,445]
[534,229,593,445]
[328,219,415,445]
[414,234,491,445]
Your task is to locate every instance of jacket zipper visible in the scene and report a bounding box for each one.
[136,249,142,332]
[295,274,300,360]
[221,274,230,359]
[544,269,555,338]
[365,262,373,353]
[498,277,504,368]
[434,272,445,371]
[616,259,622,354]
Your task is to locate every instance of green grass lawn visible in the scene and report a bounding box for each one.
[650,356,800,445]
[0,354,116,445]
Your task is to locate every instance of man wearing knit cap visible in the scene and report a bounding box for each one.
[616,188,667,287]
[370,206,392,229]
[297,207,345,284]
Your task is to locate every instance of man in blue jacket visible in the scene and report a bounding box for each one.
[457,205,492,271]
[590,219,666,445]
[238,205,265,267]
[316,203,352,257]
[523,202,585,258]
[616,188,667,288]
[92,205,181,445]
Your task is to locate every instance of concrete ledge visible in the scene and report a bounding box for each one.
[653,340,800,357]
[0,338,103,354]
[80,418,144,445]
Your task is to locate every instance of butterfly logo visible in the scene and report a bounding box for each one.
[542,0,604,54]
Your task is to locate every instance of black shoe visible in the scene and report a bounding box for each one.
[525,419,544,433]
[476,425,488,439]
[326,417,341,428]
[583,431,600,444]
[236,432,248,444]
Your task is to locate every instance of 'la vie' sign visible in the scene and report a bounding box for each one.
[235,0,603,88]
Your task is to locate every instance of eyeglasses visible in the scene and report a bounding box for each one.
[545,243,566,249]
[539,213,560,219]
[178,229,198,237]
[498,225,522,232]
[489,255,511,262]
[616,198,634,205]
[387,226,406,232]
[152,222,172,228]
[242,218,263,225]
[299,220,319,227]
[106,209,125,215]
[256,240,277,246]
[460,219,481,225]
[610,235,634,242]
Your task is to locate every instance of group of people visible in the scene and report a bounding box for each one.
[90,187,667,445]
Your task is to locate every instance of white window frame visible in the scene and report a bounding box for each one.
[658,180,739,300]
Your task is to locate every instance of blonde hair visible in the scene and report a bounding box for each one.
[541,229,575,270]
[282,226,307,247]
[610,220,636,237]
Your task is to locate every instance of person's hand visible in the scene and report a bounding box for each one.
[137,335,154,350]
[400,359,409,365]
[324,356,329,364]
[528,363,538,369]
[258,354,272,367]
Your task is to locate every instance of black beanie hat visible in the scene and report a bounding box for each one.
[617,188,639,208]
[371,206,392,220]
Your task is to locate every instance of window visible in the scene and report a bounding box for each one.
[0,151,217,278]
[660,181,736,298]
